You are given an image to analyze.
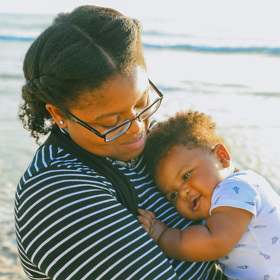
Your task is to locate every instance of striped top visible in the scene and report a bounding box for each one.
[15,135,226,279]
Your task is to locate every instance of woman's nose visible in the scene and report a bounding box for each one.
[125,111,143,134]
[127,118,143,134]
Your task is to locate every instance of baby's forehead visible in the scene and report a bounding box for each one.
[160,144,195,160]
[156,145,212,176]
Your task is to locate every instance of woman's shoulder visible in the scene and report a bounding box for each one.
[23,144,81,175]
[16,144,113,195]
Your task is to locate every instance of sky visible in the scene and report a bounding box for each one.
[1,0,280,21]
[1,0,194,16]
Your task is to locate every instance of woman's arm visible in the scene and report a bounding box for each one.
[138,206,253,262]
[16,167,178,280]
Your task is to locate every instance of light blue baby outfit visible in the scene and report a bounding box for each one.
[210,170,280,280]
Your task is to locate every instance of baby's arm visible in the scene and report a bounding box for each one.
[138,207,252,262]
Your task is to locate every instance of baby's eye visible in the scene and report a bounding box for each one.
[170,192,177,200]
[183,172,191,180]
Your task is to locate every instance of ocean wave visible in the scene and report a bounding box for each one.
[0,35,35,41]
[2,33,280,55]
[143,30,188,37]
[143,43,280,55]
[0,73,24,79]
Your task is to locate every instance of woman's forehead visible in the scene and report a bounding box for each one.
[70,68,149,119]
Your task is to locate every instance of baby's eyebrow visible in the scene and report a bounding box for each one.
[177,165,187,177]
[176,164,191,178]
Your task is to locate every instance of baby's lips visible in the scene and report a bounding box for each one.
[189,194,201,211]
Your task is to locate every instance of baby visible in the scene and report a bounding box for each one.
[138,110,280,279]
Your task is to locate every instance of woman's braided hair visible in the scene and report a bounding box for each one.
[19,5,145,143]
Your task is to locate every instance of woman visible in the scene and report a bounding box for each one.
[16,5,226,279]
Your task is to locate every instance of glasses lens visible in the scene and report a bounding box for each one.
[105,121,131,142]
[140,98,162,121]
[105,84,162,142]
[139,85,161,119]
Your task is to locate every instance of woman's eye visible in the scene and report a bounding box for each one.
[101,117,120,129]
[170,192,177,200]
[102,123,117,129]
[183,172,191,180]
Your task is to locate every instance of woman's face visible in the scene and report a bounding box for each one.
[65,67,151,161]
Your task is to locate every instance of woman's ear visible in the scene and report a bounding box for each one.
[45,104,67,129]
[213,144,231,168]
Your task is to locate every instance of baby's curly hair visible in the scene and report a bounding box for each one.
[144,110,226,178]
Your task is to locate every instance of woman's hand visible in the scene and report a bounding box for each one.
[137,209,167,244]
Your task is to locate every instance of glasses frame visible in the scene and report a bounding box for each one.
[68,79,163,142]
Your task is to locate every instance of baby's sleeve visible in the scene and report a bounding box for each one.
[210,176,261,217]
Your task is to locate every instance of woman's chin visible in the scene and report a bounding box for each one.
[117,131,146,161]
[117,144,145,162]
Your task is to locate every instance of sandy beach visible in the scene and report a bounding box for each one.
[0,76,37,279]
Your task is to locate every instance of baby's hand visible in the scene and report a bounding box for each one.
[137,209,167,244]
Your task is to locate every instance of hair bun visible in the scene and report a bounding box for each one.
[32,77,44,90]
[24,76,54,94]
[23,80,40,94]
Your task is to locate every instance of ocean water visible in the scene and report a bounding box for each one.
[0,9,280,278]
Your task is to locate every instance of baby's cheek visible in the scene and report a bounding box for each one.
[175,200,192,219]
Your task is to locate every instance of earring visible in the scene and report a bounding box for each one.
[59,120,64,125]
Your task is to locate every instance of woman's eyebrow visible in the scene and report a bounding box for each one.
[95,111,119,121]
[136,86,150,102]
[95,86,150,121]
[143,86,150,96]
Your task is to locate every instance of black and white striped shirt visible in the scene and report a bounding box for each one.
[15,141,226,279]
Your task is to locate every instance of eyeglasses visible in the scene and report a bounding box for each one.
[68,79,163,142]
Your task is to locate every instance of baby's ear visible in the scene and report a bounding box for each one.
[213,144,231,168]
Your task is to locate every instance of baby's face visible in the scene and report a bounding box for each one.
[155,145,226,220]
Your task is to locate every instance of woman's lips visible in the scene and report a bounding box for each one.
[121,131,145,150]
